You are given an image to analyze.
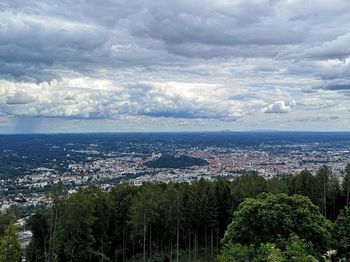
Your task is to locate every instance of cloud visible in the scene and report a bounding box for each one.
[323,79,350,90]
[1,0,350,131]
[263,100,296,114]
[1,0,350,75]
[6,91,36,105]
[303,33,350,60]
[0,78,242,120]
[293,115,340,123]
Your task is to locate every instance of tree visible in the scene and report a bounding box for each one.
[160,183,183,262]
[258,243,284,262]
[48,181,66,262]
[54,188,96,261]
[184,182,199,260]
[218,243,256,262]
[343,164,350,208]
[25,212,50,262]
[90,188,112,262]
[24,175,347,261]
[0,213,21,262]
[109,184,136,261]
[333,208,350,260]
[282,235,317,262]
[327,172,341,220]
[231,173,267,206]
[292,170,316,202]
[313,166,341,220]
[0,212,13,237]
[315,166,331,218]
[266,175,289,194]
[219,237,317,262]
[214,179,233,243]
[221,193,332,258]
[130,184,159,262]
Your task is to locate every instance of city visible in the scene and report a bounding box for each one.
[1,132,350,215]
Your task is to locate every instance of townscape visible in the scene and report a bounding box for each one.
[1,133,350,215]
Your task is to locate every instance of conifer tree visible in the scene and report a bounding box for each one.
[0,213,21,262]
[333,208,350,260]
[344,164,350,208]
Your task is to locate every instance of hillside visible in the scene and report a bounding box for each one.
[145,155,209,168]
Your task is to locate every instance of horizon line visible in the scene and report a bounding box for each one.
[1,130,350,135]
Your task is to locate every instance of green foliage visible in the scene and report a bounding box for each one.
[0,213,21,262]
[25,212,50,262]
[218,243,256,262]
[221,193,332,258]
[54,187,97,261]
[266,175,289,194]
[145,155,208,168]
[282,235,317,262]
[219,235,317,262]
[315,165,332,218]
[289,169,316,199]
[25,166,349,261]
[333,207,350,260]
[130,183,160,261]
[258,243,284,262]
[218,242,285,262]
[343,164,350,208]
[231,172,267,204]
[219,237,317,262]
[0,211,13,237]
[109,184,136,261]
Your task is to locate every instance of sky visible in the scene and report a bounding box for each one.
[0,0,350,133]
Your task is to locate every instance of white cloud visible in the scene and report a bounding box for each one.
[263,100,296,114]
[0,78,242,120]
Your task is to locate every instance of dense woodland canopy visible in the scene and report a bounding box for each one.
[0,164,349,261]
[145,155,209,169]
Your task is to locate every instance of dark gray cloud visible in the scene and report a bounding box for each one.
[2,0,349,74]
[323,80,350,90]
[293,115,340,123]
[6,91,35,105]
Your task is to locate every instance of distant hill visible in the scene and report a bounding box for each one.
[145,155,208,168]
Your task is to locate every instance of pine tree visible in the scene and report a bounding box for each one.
[130,183,159,262]
[0,213,21,262]
[344,164,350,208]
[333,208,350,260]
[54,188,96,261]
[315,166,331,218]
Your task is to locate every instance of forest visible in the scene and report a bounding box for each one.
[0,164,350,261]
[145,155,209,168]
